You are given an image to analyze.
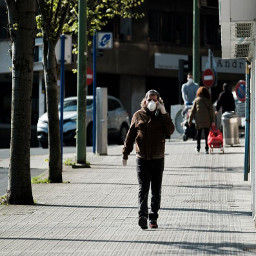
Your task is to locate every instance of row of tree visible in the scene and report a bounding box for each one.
[4,0,144,205]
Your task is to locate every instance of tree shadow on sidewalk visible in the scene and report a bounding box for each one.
[35,203,137,209]
[0,237,254,255]
[161,207,252,216]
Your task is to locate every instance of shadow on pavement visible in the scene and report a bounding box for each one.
[0,237,254,254]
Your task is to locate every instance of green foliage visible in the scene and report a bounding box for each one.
[87,0,145,36]
[0,195,7,205]
[64,158,92,167]
[31,175,50,184]
[12,23,19,31]
[36,0,76,41]
[64,158,75,166]
[36,0,145,42]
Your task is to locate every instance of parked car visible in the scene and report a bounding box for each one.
[37,95,130,148]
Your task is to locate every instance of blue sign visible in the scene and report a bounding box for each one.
[97,32,113,49]
[235,80,246,102]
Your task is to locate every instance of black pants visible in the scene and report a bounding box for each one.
[197,128,209,151]
[136,158,164,220]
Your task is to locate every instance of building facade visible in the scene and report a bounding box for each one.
[0,0,246,147]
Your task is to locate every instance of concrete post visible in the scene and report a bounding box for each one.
[96,87,108,155]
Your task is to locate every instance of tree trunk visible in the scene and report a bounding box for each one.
[5,0,36,204]
[43,38,62,183]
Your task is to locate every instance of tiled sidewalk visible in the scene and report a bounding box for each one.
[0,140,256,255]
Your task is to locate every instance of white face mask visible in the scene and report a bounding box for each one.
[188,78,193,84]
[147,101,156,112]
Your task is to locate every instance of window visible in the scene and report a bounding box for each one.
[63,100,77,112]
[108,99,121,111]
[149,10,191,46]
[201,14,221,49]
[100,17,132,41]
[120,18,132,41]
[149,10,220,48]
[174,14,192,46]
[62,99,93,112]
[0,7,8,39]
[149,11,173,42]
[34,45,43,62]
[113,99,121,109]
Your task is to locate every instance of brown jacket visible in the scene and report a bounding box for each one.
[122,107,175,160]
[188,96,215,129]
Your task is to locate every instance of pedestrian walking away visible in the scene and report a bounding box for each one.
[181,73,199,117]
[122,89,175,230]
[188,86,215,154]
[215,82,235,115]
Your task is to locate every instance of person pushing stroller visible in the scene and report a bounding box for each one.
[181,73,198,140]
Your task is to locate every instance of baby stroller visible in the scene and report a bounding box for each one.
[182,106,197,141]
[207,125,224,153]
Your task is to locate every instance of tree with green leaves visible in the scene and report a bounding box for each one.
[5,0,36,204]
[36,0,144,182]
[66,0,145,38]
[36,0,76,183]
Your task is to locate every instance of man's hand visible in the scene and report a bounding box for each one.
[215,111,218,115]
[157,103,167,114]
[122,159,127,167]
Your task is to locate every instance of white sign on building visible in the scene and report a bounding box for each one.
[201,56,245,74]
[154,53,188,70]
[154,53,245,74]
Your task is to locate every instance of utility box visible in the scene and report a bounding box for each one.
[219,0,256,59]
[96,87,108,155]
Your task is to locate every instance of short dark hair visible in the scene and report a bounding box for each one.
[223,83,230,91]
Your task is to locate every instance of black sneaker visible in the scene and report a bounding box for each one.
[149,220,158,229]
[138,216,148,229]
[195,148,200,153]
[205,149,209,154]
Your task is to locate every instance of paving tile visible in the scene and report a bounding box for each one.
[0,139,256,255]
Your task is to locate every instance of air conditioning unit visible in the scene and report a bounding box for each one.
[219,0,256,59]
[221,21,255,59]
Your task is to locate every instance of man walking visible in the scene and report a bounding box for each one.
[181,73,199,116]
[215,82,235,114]
[122,89,175,229]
